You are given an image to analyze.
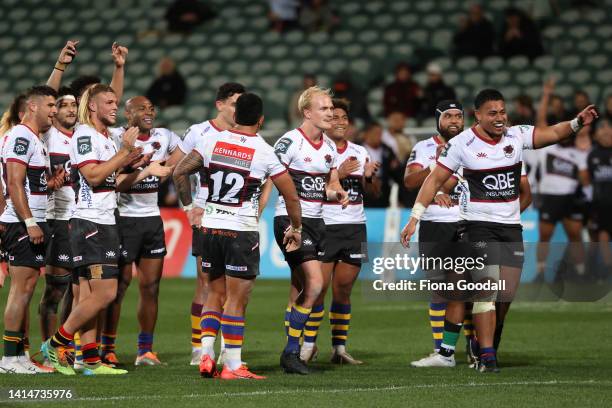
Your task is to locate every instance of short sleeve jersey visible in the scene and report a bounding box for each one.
[273,128,337,219]
[45,126,75,220]
[0,124,49,223]
[70,124,118,225]
[536,144,588,195]
[112,127,179,217]
[322,141,369,225]
[436,125,534,224]
[195,128,286,231]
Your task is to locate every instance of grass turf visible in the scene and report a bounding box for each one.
[0,279,611,407]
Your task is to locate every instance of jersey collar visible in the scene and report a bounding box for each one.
[472,126,502,146]
[298,127,323,150]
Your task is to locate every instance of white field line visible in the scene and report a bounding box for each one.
[3,379,611,403]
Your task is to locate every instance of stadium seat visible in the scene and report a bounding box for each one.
[358,30,379,44]
[347,15,369,29]
[508,56,529,70]
[365,44,390,59]
[334,30,355,44]
[364,1,386,14]
[372,15,394,29]
[443,71,459,86]
[501,86,520,100]
[320,44,340,58]
[463,72,486,89]
[430,30,453,52]
[488,71,512,87]
[457,57,478,72]
[568,25,591,40]
[342,44,364,58]
[482,56,504,71]
[283,30,305,45]
[515,70,540,86]
[275,61,298,76]
[406,29,428,45]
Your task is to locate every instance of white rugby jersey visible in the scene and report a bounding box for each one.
[408,135,467,223]
[70,124,118,225]
[274,128,337,219]
[437,125,534,224]
[45,126,75,220]
[195,128,286,231]
[536,144,587,195]
[112,127,179,217]
[180,120,225,208]
[323,141,369,225]
[0,124,49,223]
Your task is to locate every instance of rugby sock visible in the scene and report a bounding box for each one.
[191,302,203,348]
[303,303,325,349]
[575,263,585,275]
[22,336,30,355]
[285,305,311,353]
[3,331,22,357]
[463,305,474,340]
[137,332,153,356]
[82,343,101,366]
[429,302,446,351]
[284,306,292,337]
[101,332,116,355]
[438,320,462,357]
[220,314,244,371]
[480,346,496,362]
[74,332,83,365]
[200,311,221,358]
[330,302,351,347]
[50,325,73,348]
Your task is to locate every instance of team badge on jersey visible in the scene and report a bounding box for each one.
[77,136,92,154]
[503,144,515,158]
[324,154,332,167]
[13,137,29,155]
[440,142,451,157]
[274,137,293,156]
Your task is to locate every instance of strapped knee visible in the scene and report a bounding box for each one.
[39,273,71,315]
[472,301,496,314]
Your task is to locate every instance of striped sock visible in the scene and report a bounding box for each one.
[429,302,446,351]
[303,303,325,345]
[137,332,153,356]
[50,325,73,348]
[3,330,22,357]
[480,346,496,362]
[200,310,221,358]
[101,332,116,355]
[463,305,474,339]
[74,332,83,365]
[284,306,292,337]
[285,305,311,353]
[330,302,351,347]
[82,342,101,366]
[439,320,462,357]
[221,314,245,371]
[191,302,203,348]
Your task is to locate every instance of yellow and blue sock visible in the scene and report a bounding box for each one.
[74,332,83,365]
[285,305,311,353]
[137,332,153,356]
[429,302,446,351]
[303,303,325,345]
[191,302,203,348]
[200,310,221,358]
[221,314,244,370]
[284,306,291,337]
[463,306,474,340]
[330,302,351,347]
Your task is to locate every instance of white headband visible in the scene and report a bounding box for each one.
[56,95,76,105]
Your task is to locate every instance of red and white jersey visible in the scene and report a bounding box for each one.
[45,126,75,220]
[0,124,49,223]
[437,125,534,224]
[195,128,286,231]
[408,135,467,223]
[111,127,179,217]
[70,124,118,225]
[180,120,225,209]
[323,141,369,225]
[536,144,587,195]
[274,128,337,219]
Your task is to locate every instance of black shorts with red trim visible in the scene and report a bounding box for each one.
[274,216,326,269]
[418,220,462,260]
[192,226,204,257]
[46,219,73,269]
[0,221,50,268]
[200,227,260,278]
[321,223,367,265]
[118,216,166,265]
[70,218,120,274]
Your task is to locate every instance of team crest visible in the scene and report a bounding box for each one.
[440,143,451,157]
[324,154,333,166]
[77,136,92,155]
[151,141,161,150]
[503,144,514,158]
[13,137,30,155]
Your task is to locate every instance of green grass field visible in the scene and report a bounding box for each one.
[1,279,611,407]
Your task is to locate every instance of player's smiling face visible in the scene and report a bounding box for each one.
[34,95,57,133]
[476,99,507,137]
[328,108,349,141]
[127,97,156,132]
[306,94,333,131]
[56,99,77,129]
[439,109,464,139]
[93,91,118,127]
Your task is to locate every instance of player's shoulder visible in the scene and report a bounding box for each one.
[449,128,475,147]
[347,140,367,156]
[279,128,301,141]
[73,123,97,138]
[322,134,336,153]
[9,124,36,141]
[413,137,436,151]
[507,124,534,139]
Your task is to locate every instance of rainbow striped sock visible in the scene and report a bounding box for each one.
[429,302,446,351]
[137,332,153,356]
[221,314,245,371]
[200,310,221,357]
[100,332,116,355]
[285,305,311,353]
[303,303,325,345]
[330,302,351,347]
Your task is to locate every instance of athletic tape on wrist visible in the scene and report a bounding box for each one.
[411,202,426,221]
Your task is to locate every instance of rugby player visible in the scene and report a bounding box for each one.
[273,86,348,374]
[166,82,245,365]
[401,89,597,372]
[300,98,380,364]
[42,84,172,375]
[589,123,612,268]
[100,96,180,366]
[173,93,302,379]
[0,86,63,374]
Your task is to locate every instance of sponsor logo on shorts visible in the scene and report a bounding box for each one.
[303,239,313,246]
[474,241,487,248]
[73,256,83,262]
[514,251,524,256]
[58,254,70,262]
[36,255,44,262]
[122,249,128,257]
[317,251,325,256]
[349,254,365,258]
[150,247,165,254]
[105,250,116,258]
[226,264,247,272]
[9,256,14,261]
[202,262,212,268]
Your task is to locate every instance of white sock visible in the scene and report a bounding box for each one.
[333,345,346,354]
[224,348,242,370]
[4,356,19,363]
[576,263,585,275]
[200,337,216,359]
[302,341,315,351]
[220,334,225,352]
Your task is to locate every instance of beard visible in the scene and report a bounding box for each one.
[439,125,463,140]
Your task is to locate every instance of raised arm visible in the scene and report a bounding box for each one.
[533,105,598,149]
[536,78,554,128]
[46,40,79,91]
[110,42,128,103]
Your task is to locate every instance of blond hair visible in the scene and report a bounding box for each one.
[77,83,115,127]
[0,94,26,136]
[297,86,333,116]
